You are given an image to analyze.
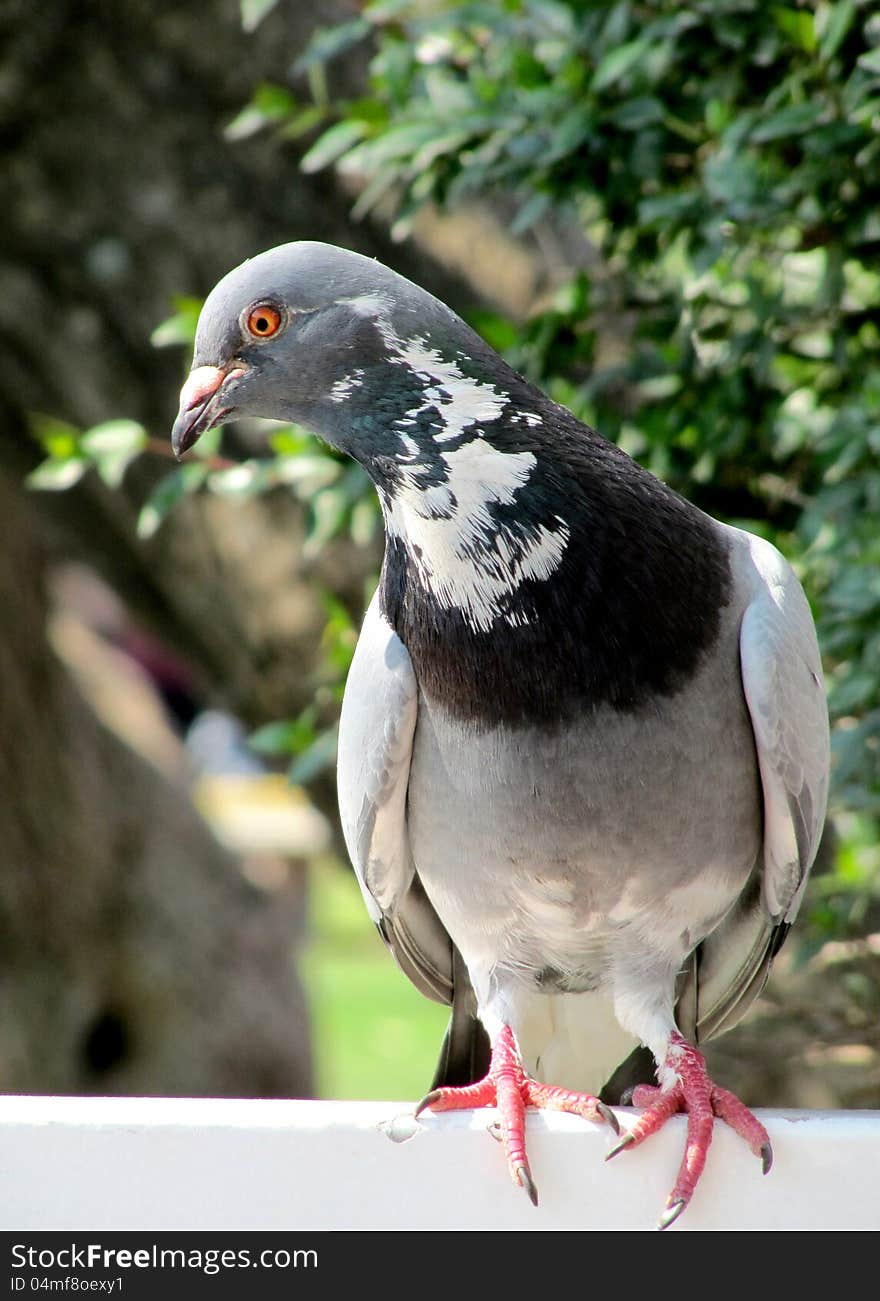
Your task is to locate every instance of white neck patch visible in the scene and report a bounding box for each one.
[384,439,569,634]
[335,294,544,441]
[340,295,512,441]
[389,335,509,443]
[337,294,565,631]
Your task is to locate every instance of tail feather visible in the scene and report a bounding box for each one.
[430,946,491,1089]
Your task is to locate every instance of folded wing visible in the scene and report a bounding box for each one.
[679,529,829,1045]
[337,591,489,1085]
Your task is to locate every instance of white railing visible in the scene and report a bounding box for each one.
[2,1096,878,1231]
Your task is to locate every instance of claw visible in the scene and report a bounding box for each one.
[597,1101,621,1135]
[657,1199,687,1231]
[514,1163,539,1207]
[614,1032,773,1227]
[605,1130,636,1161]
[761,1141,773,1175]
[414,1089,441,1119]
[410,1023,609,1210]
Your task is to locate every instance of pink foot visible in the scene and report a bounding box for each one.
[607,1031,771,1229]
[416,1023,619,1205]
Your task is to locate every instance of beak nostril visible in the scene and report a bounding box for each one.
[178,365,228,413]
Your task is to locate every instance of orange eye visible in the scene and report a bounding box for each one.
[246,304,283,338]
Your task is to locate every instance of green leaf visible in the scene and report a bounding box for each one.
[151,297,203,348]
[467,309,519,353]
[81,419,148,488]
[240,0,278,34]
[705,98,731,135]
[858,47,880,76]
[225,83,297,141]
[207,461,266,497]
[818,1,856,62]
[288,727,339,784]
[305,486,348,556]
[26,458,88,492]
[293,19,372,74]
[349,495,380,547]
[351,168,403,221]
[250,710,318,757]
[591,39,649,92]
[274,454,341,493]
[279,105,327,141]
[137,463,209,539]
[81,419,147,458]
[29,414,81,460]
[225,107,277,143]
[300,119,369,173]
[362,0,411,19]
[410,130,475,174]
[510,190,551,235]
[343,122,438,170]
[607,96,664,131]
[750,103,826,142]
[268,425,316,456]
[638,192,700,224]
[772,7,817,53]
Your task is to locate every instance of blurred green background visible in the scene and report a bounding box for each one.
[304,858,448,1099]
[2,0,878,1108]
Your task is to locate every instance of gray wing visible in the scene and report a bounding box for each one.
[737,531,829,921]
[338,593,490,1083]
[338,589,419,927]
[679,529,829,1045]
[338,589,449,1002]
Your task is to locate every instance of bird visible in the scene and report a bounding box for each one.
[172,241,829,1229]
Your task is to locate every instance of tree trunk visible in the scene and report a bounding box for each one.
[0,472,312,1095]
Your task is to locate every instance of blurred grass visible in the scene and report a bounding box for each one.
[300,857,448,1100]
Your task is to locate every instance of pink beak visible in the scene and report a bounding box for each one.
[171,365,241,458]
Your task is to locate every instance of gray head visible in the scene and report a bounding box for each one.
[171,241,513,472]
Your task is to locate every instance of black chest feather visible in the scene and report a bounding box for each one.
[379,414,732,729]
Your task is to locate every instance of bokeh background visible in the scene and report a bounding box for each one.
[2,0,878,1108]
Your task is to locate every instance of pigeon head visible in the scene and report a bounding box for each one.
[171,241,518,476]
[171,242,579,644]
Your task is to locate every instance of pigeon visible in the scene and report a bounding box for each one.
[172,241,829,1229]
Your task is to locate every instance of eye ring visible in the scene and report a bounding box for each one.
[245,303,284,339]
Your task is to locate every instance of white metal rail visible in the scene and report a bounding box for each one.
[2,1096,878,1231]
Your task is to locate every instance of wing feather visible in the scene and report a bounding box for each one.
[737,531,829,923]
[681,529,830,1049]
[338,592,468,1026]
[337,591,419,922]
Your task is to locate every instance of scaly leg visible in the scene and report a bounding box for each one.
[607,1031,771,1229]
[416,1023,619,1206]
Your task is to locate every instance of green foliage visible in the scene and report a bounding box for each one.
[150,296,203,348]
[807,812,880,944]
[294,0,880,849]
[28,405,379,554]
[28,416,147,491]
[302,856,448,1099]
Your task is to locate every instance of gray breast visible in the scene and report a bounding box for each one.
[405,599,762,986]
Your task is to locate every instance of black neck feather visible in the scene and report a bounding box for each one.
[379,405,732,729]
